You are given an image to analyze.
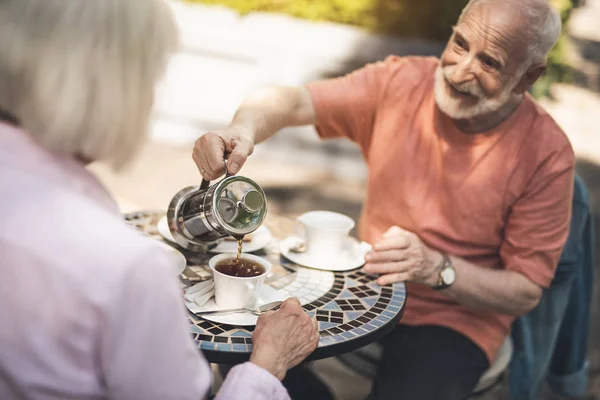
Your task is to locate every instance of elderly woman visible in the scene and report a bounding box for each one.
[0,1,318,399]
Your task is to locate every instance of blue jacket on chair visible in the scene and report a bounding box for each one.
[509,175,594,399]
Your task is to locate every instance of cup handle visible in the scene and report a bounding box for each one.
[294,220,306,242]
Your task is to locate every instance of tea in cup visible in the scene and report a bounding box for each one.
[297,211,355,261]
[209,253,271,309]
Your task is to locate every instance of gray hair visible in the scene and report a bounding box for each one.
[0,0,179,169]
[459,0,562,68]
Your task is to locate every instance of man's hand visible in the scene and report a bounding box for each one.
[250,298,319,380]
[192,125,254,180]
[364,226,444,286]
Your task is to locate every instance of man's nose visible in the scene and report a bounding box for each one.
[448,58,476,85]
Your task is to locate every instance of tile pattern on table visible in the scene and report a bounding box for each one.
[124,210,163,238]
[184,265,340,353]
[315,271,406,345]
[278,267,335,305]
[185,269,406,354]
[124,211,407,355]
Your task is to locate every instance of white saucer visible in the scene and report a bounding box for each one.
[186,285,285,326]
[155,241,187,276]
[157,216,272,253]
[279,236,372,272]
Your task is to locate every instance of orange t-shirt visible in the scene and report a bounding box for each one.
[306,56,575,363]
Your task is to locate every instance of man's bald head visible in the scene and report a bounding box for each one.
[459,0,561,68]
[434,0,562,122]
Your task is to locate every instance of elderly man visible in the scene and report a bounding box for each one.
[193,0,574,398]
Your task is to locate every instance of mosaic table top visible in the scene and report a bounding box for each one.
[125,210,406,364]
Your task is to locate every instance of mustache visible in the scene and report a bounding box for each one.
[442,65,484,98]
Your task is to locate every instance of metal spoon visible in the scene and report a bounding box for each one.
[195,301,283,317]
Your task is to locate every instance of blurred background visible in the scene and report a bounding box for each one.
[89,0,599,398]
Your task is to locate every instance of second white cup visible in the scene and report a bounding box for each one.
[297,211,355,261]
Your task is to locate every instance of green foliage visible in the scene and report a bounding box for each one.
[191,0,574,96]
[533,0,574,97]
[191,0,464,38]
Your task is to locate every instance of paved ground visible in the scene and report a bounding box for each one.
[90,0,600,398]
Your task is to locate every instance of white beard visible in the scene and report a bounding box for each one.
[434,65,519,120]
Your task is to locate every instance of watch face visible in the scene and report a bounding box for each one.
[441,267,456,285]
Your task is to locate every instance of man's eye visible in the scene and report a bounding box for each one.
[481,57,500,69]
[455,38,468,50]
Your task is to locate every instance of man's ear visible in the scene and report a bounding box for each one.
[513,62,546,94]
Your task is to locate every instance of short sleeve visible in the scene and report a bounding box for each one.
[306,56,417,153]
[500,146,575,288]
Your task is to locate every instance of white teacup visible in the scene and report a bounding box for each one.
[209,253,271,309]
[297,211,355,261]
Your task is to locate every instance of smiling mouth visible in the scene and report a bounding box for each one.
[445,80,474,99]
[449,85,472,98]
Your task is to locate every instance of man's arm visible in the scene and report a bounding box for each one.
[432,254,542,316]
[193,86,315,179]
[231,86,316,145]
[193,57,402,179]
[364,226,541,316]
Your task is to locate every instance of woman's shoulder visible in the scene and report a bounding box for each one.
[2,180,163,282]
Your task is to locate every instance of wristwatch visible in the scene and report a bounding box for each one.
[433,253,455,290]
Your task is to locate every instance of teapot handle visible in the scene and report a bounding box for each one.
[200,159,232,190]
[200,178,211,191]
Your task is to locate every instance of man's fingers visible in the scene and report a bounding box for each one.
[374,235,411,251]
[377,272,411,286]
[382,225,404,238]
[205,136,227,178]
[227,139,253,175]
[365,249,407,263]
[363,260,411,275]
[193,134,226,180]
[198,148,218,180]
[193,130,256,179]
[192,138,210,175]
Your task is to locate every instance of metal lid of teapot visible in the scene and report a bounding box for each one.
[167,167,268,252]
[208,175,267,237]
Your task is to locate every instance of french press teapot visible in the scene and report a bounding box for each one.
[167,173,268,252]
